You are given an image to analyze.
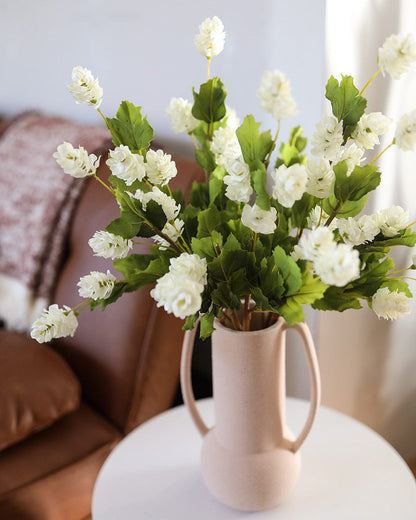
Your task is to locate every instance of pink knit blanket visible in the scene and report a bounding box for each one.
[0,113,110,332]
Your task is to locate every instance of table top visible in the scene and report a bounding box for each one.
[92,398,416,519]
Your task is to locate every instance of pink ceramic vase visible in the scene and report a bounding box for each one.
[180,315,321,511]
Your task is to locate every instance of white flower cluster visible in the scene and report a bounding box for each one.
[106,145,146,186]
[257,70,297,121]
[395,110,416,152]
[305,159,335,198]
[135,186,180,221]
[351,112,391,150]
[88,230,133,260]
[310,116,343,161]
[30,305,78,343]
[295,227,360,287]
[77,270,116,300]
[53,142,100,178]
[306,206,338,230]
[145,149,177,186]
[241,204,277,234]
[372,287,411,320]
[166,98,199,134]
[223,158,253,203]
[150,253,207,319]
[378,33,416,80]
[67,66,103,108]
[271,163,308,207]
[210,126,241,166]
[194,16,225,58]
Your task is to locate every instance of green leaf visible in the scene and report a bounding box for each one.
[183,313,199,330]
[278,271,328,324]
[197,205,221,238]
[209,166,226,203]
[191,231,223,260]
[106,101,154,152]
[195,142,216,173]
[371,228,416,248]
[250,163,270,210]
[325,75,367,140]
[200,312,215,339]
[323,194,368,218]
[192,77,227,123]
[105,190,142,239]
[273,246,302,296]
[381,279,413,297]
[90,281,129,310]
[290,193,316,229]
[189,181,209,209]
[236,115,273,167]
[312,286,362,312]
[333,161,381,202]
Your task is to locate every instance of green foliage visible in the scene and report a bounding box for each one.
[275,126,308,168]
[236,115,273,167]
[192,77,227,124]
[333,161,381,202]
[106,101,153,152]
[325,75,367,140]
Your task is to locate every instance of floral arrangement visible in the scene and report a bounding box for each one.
[31,18,416,343]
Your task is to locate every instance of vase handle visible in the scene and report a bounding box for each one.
[180,319,210,437]
[281,322,321,453]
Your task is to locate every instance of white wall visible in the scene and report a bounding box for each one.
[0,0,326,157]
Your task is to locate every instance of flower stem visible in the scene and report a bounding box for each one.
[207,57,212,80]
[189,132,200,150]
[265,120,281,169]
[93,174,116,195]
[359,69,381,96]
[370,139,395,165]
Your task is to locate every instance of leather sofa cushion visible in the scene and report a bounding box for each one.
[0,330,81,451]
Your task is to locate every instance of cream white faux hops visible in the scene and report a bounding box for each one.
[335,143,365,175]
[223,158,253,203]
[314,244,360,287]
[67,66,103,108]
[306,159,335,199]
[77,270,116,300]
[337,215,379,246]
[241,204,277,234]
[166,98,199,134]
[135,187,180,221]
[271,163,308,207]
[106,145,146,185]
[376,206,409,237]
[258,70,297,120]
[31,305,78,343]
[88,230,133,260]
[150,253,207,319]
[306,206,338,230]
[194,16,225,58]
[294,226,336,261]
[395,110,416,151]
[311,116,343,161]
[210,127,241,166]
[145,149,177,186]
[351,112,391,150]
[378,33,416,80]
[53,142,100,178]
[372,287,411,320]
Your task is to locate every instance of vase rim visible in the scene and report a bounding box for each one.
[213,315,284,336]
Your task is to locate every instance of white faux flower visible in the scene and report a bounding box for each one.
[145,149,177,186]
[223,158,253,203]
[378,33,416,80]
[335,142,365,175]
[376,206,409,237]
[88,230,133,259]
[169,253,208,286]
[311,116,344,161]
[395,110,416,151]
[210,127,241,166]
[166,98,199,134]
[77,270,116,300]
[294,226,336,261]
[257,70,297,120]
[372,287,411,320]
[194,16,225,58]
[306,206,338,230]
[53,142,100,178]
[150,253,207,319]
[271,163,308,207]
[153,219,184,250]
[314,243,360,287]
[31,305,78,343]
[241,204,277,234]
[351,112,392,150]
[150,274,203,319]
[337,214,379,246]
[306,159,335,198]
[135,187,180,221]
[106,145,146,185]
[67,66,103,108]
[224,106,240,131]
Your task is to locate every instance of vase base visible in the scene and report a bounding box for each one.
[200,430,301,511]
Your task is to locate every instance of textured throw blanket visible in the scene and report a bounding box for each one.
[0,113,110,332]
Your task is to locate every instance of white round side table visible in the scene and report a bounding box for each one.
[92,398,416,519]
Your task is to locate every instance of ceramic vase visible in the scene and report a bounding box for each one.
[180,315,321,511]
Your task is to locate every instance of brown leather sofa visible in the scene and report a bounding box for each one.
[0,116,203,519]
